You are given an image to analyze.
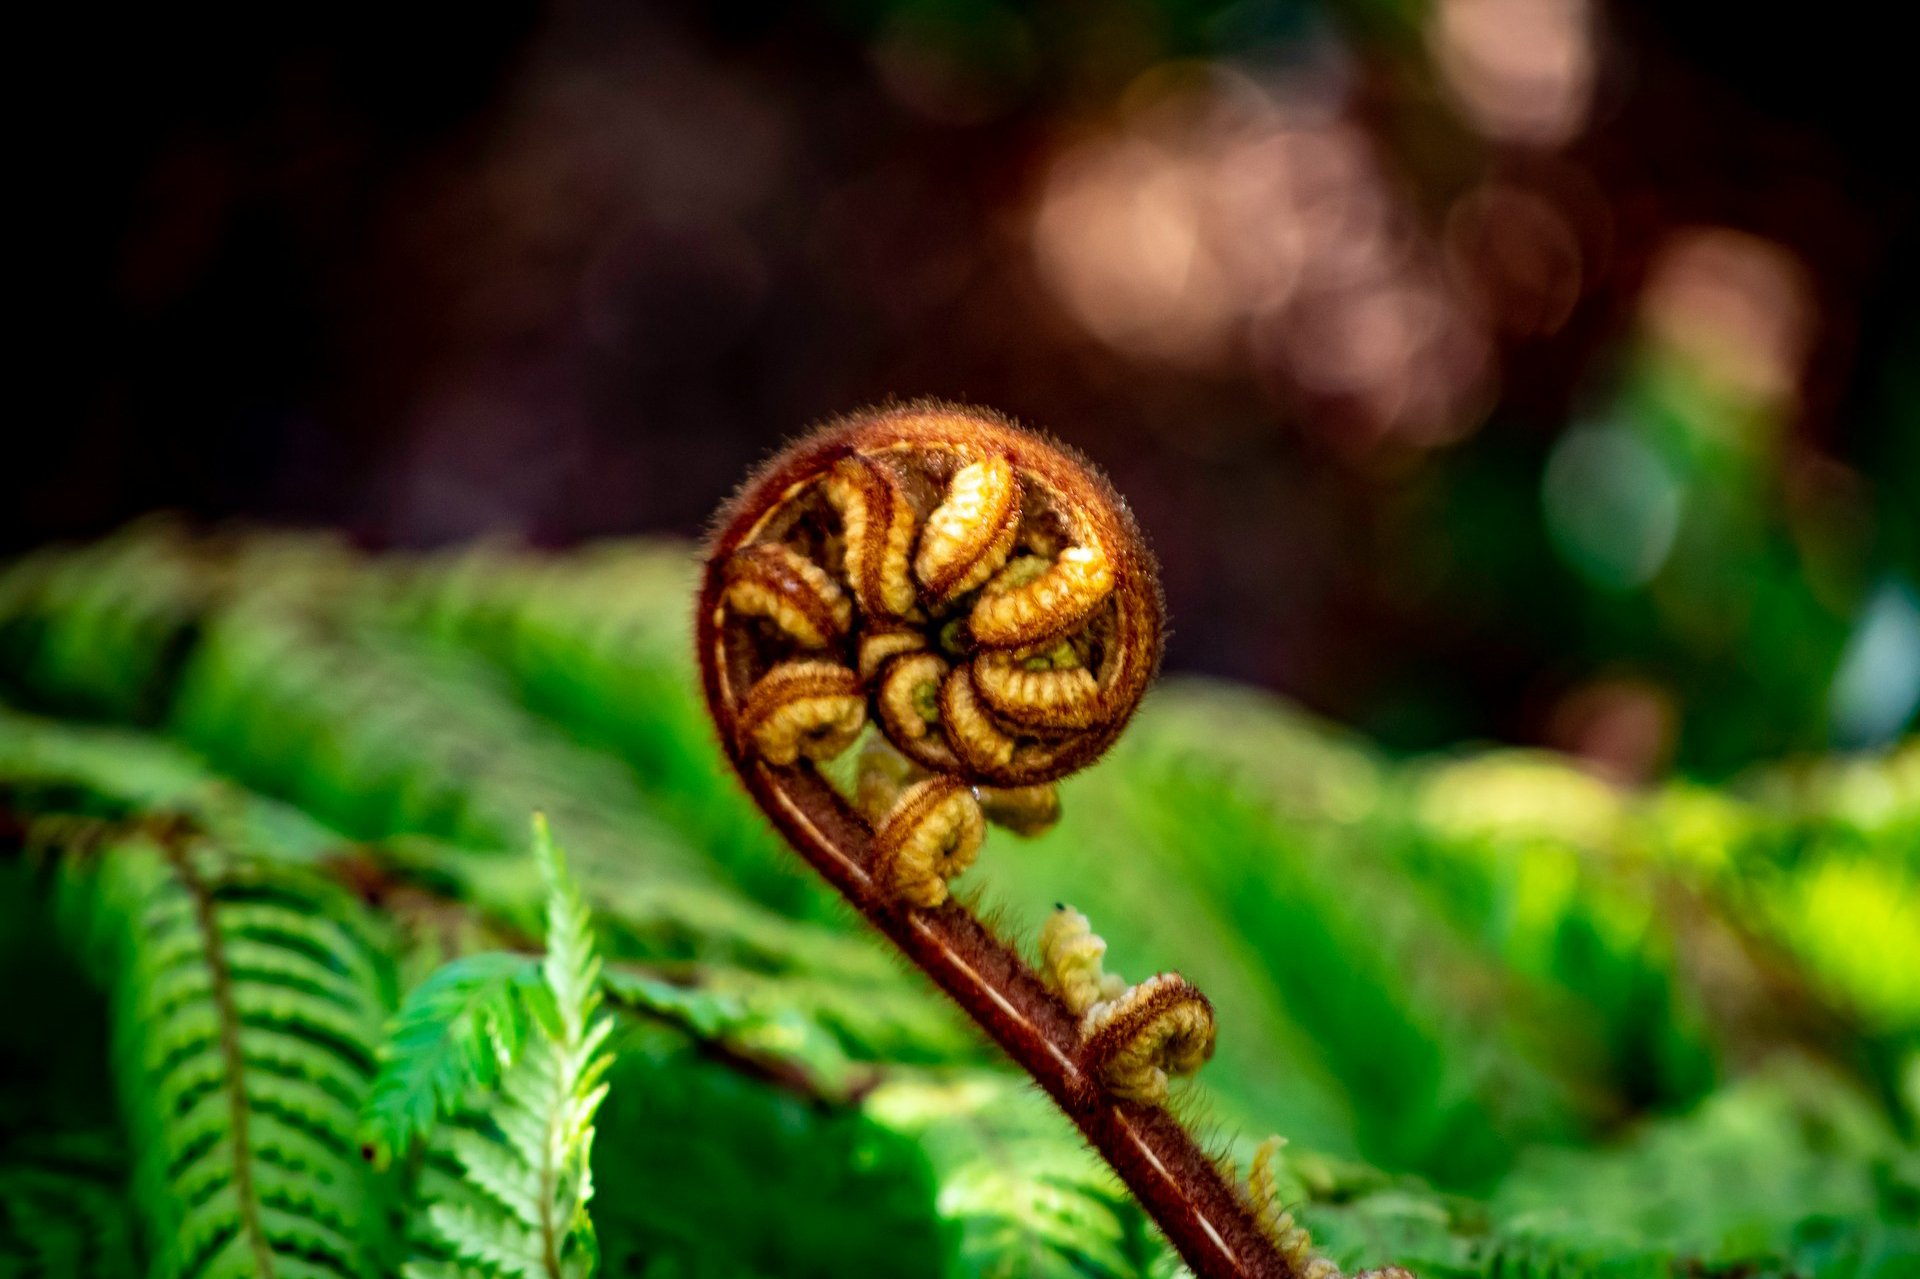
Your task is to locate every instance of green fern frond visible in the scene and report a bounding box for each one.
[863,1072,1165,1279]
[398,817,616,1279]
[10,527,1918,1279]
[0,1136,140,1279]
[392,543,831,921]
[361,953,547,1166]
[533,814,602,1048]
[0,704,356,875]
[0,520,214,723]
[60,830,397,1279]
[164,600,733,902]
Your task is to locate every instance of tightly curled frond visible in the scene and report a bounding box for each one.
[397,817,615,1279]
[735,660,866,766]
[822,456,921,620]
[1078,973,1215,1105]
[914,456,1024,603]
[1247,1138,1339,1279]
[702,401,1165,903]
[969,544,1116,651]
[1041,905,1214,1104]
[872,777,987,909]
[721,543,852,649]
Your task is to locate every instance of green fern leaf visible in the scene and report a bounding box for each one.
[863,1072,1164,1279]
[362,953,547,1166]
[394,543,832,921]
[533,814,602,1046]
[0,1139,140,1279]
[422,1202,546,1277]
[399,817,615,1279]
[66,836,396,1279]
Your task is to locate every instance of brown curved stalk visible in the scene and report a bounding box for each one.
[697,402,1305,1279]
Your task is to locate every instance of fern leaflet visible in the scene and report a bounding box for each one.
[67,830,395,1279]
[361,953,547,1166]
[0,1135,140,1279]
[385,816,616,1279]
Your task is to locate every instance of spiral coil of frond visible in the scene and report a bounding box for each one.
[702,402,1163,908]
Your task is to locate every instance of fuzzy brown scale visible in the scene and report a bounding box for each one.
[699,402,1320,1279]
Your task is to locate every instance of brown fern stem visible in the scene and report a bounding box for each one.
[740,762,1299,1279]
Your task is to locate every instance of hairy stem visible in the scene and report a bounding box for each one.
[735,760,1302,1279]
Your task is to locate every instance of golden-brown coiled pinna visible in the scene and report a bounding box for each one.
[700,402,1164,907]
[1042,905,1216,1105]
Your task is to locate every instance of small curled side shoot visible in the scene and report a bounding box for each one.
[1083,973,1217,1105]
[872,776,986,908]
[1040,905,1128,1014]
[1249,1138,1340,1279]
[1242,1138,1417,1279]
[1042,905,1217,1105]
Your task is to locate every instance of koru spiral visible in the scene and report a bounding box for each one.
[699,401,1164,909]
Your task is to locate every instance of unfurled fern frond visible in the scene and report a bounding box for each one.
[387,817,615,1279]
[0,1135,140,1279]
[166,602,706,889]
[862,1072,1167,1279]
[361,953,547,1165]
[0,522,214,724]
[393,545,804,914]
[62,828,396,1279]
[0,705,349,874]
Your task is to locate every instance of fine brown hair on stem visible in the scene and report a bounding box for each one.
[697,400,1311,1279]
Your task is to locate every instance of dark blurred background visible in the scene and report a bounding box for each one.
[20,0,1919,777]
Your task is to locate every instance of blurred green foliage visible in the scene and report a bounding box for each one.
[2,526,1916,1278]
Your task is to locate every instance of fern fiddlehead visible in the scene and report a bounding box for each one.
[697,402,1309,1279]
